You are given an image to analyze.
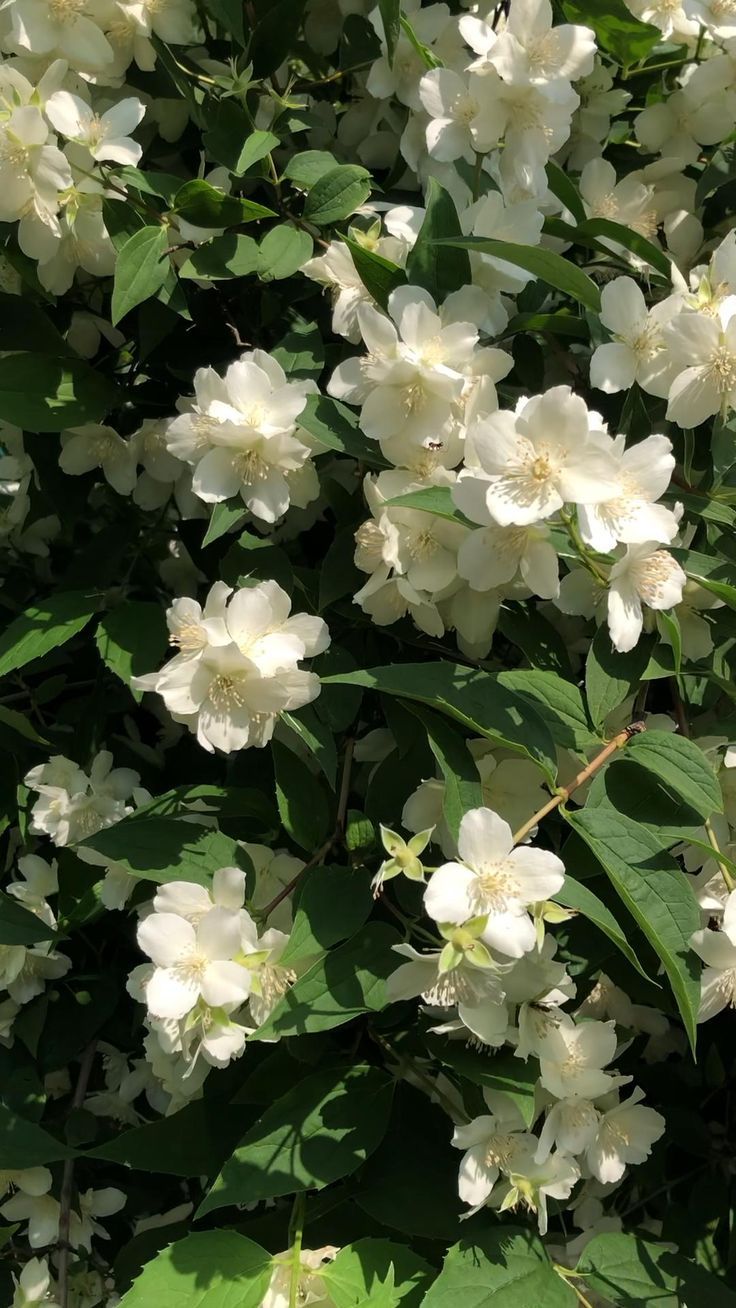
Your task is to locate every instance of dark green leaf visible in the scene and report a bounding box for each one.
[198,1063,394,1214]
[576,1232,736,1306]
[88,1101,247,1176]
[303,165,372,226]
[202,501,248,545]
[406,704,482,842]
[438,237,601,312]
[298,393,388,468]
[281,704,337,788]
[80,816,248,887]
[273,739,331,851]
[0,1103,71,1168]
[406,179,471,302]
[566,804,701,1050]
[253,921,401,1038]
[561,0,660,63]
[624,730,723,819]
[422,1227,576,1307]
[585,626,655,729]
[258,224,313,280]
[555,876,653,981]
[279,864,373,967]
[0,592,96,679]
[0,355,118,430]
[341,237,406,309]
[0,893,56,946]
[178,234,260,280]
[96,602,168,701]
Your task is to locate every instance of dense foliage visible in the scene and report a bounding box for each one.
[1,0,736,1304]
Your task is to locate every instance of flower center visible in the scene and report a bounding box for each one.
[707,345,736,393]
[208,674,247,710]
[472,863,516,914]
[171,622,206,652]
[484,1132,521,1170]
[635,551,678,605]
[235,449,270,482]
[407,528,437,562]
[49,0,86,21]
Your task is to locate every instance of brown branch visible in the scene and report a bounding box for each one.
[511,721,646,845]
[57,1041,98,1308]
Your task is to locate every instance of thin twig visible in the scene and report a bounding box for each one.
[57,1041,98,1308]
[511,722,646,846]
[260,739,354,919]
[287,1192,306,1308]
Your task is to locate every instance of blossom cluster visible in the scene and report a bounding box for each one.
[387,806,666,1234]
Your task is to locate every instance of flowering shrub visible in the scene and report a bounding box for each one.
[1,0,736,1305]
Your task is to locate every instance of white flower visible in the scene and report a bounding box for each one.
[59,425,138,497]
[463,387,618,527]
[1,1192,60,1249]
[501,1148,580,1235]
[262,1245,338,1308]
[73,1187,126,1251]
[133,580,329,754]
[241,924,296,1028]
[577,433,678,554]
[419,68,506,160]
[607,543,686,654]
[485,0,595,83]
[0,942,70,1005]
[7,854,58,925]
[664,305,736,428]
[4,0,114,73]
[11,1256,59,1308]
[328,285,478,457]
[690,889,736,1021]
[456,517,559,600]
[245,843,304,932]
[137,907,251,1021]
[0,103,71,228]
[579,158,658,240]
[166,352,317,524]
[45,93,146,165]
[536,1016,620,1099]
[453,1103,535,1209]
[424,807,565,959]
[25,751,139,847]
[586,1088,665,1182]
[152,866,247,923]
[590,278,678,398]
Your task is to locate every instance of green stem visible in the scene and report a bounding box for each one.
[287,1193,306,1308]
[560,509,609,584]
[472,151,486,201]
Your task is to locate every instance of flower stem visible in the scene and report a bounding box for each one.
[287,1192,306,1308]
[57,1042,98,1308]
[511,722,646,845]
[560,509,609,584]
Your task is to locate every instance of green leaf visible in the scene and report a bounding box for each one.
[279,864,374,967]
[322,664,558,784]
[236,129,280,173]
[0,706,49,749]
[406,178,471,302]
[273,739,331,851]
[406,705,482,842]
[422,1228,577,1308]
[378,0,401,62]
[575,217,670,277]
[303,165,372,226]
[80,816,248,887]
[623,730,723,819]
[96,602,168,701]
[428,1040,539,1128]
[696,142,736,206]
[437,237,602,313]
[0,592,96,679]
[272,320,325,380]
[253,921,401,1038]
[88,1101,247,1176]
[0,354,118,431]
[283,150,340,189]
[341,236,406,310]
[298,393,388,468]
[555,876,653,982]
[258,223,314,280]
[281,704,337,789]
[386,485,471,526]
[545,161,586,224]
[118,1231,273,1308]
[171,179,275,227]
[198,1063,394,1215]
[505,310,589,339]
[202,500,248,545]
[566,804,701,1050]
[178,234,260,280]
[0,1103,71,1167]
[323,1239,432,1308]
[497,669,597,752]
[576,1232,736,1306]
[585,626,655,730]
[672,547,736,611]
[561,0,660,63]
[0,893,56,946]
[111,226,170,325]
